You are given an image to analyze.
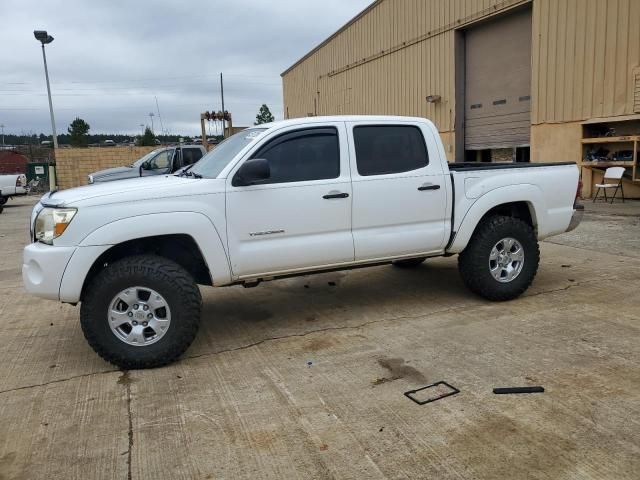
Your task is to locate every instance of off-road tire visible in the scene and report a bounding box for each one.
[81,255,202,369]
[392,257,427,268]
[458,215,539,301]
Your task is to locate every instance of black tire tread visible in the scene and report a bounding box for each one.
[80,254,202,369]
[458,215,539,301]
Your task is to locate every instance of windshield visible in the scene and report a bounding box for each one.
[130,149,163,168]
[190,128,266,178]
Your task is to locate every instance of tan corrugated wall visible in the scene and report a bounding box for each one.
[532,0,640,123]
[282,0,531,135]
[283,0,640,130]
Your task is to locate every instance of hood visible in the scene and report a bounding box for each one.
[43,175,222,207]
[90,166,138,182]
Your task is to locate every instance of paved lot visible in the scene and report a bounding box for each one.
[1,196,639,479]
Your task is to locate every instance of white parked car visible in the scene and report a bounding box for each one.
[0,173,27,205]
[22,116,583,368]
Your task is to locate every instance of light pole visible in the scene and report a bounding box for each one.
[139,124,145,135]
[0,124,4,148]
[148,112,155,133]
[33,30,58,149]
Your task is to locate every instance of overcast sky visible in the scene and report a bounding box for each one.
[1,0,371,137]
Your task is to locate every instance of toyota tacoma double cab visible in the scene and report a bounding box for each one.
[23,116,583,369]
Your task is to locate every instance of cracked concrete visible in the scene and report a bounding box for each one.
[1,196,639,479]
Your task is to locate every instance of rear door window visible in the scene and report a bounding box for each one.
[353,125,429,176]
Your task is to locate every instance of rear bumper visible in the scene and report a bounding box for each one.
[566,204,584,232]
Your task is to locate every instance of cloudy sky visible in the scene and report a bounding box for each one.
[1,0,371,136]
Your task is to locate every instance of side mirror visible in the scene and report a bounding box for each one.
[139,160,150,177]
[233,158,271,186]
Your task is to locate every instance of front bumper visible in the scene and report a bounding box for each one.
[22,242,76,301]
[566,204,584,232]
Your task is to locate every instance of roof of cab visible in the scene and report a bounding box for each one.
[252,115,435,131]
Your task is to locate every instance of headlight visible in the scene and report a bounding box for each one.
[34,207,77,244]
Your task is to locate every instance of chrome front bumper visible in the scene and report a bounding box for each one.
[566,204,584,232]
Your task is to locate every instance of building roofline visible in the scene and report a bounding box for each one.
[280,0,381,77]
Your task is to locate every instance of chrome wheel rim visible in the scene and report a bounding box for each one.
[489,237,525,283]
[108,287,171,346]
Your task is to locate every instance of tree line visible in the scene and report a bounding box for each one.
[4,104,276,147]
[2,130,197,147]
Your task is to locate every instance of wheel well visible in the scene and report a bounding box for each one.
[480,201,536,230]
[81,234,212,300]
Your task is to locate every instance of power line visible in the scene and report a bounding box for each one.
[0,73,282,88]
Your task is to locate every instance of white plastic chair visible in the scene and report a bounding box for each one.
[593,167,625,204]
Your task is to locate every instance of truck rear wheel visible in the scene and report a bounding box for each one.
[80,255,202,369]
[0,197,7,206]
[458,215,539,301]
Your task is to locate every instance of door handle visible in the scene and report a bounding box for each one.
[418,184,441,191]
[323,192,349,199]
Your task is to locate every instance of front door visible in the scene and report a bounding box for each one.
[347,121,448,261]
[225,123,354,278]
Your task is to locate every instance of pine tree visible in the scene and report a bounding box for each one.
[254,104,275,125]
[139,127,156,146]
[67,117,90,147]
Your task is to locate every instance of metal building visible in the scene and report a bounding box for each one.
[281,0,640,197]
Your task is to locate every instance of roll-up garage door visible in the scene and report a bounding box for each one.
[464,7,532,150]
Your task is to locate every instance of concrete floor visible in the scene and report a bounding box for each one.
[1,196,639,479]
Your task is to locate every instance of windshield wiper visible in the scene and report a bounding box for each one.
[178,167,203,179]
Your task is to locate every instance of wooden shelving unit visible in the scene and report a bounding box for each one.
[581,130,640,185]
[581,135,639,144]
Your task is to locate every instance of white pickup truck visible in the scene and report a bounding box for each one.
[0,173,27,205]
[22,116,583,369]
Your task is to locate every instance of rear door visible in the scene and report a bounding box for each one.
[347,121,448,261]
[225,122,354,278]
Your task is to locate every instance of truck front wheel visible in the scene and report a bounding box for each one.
[80,255,202,369]
[458,215,539,301]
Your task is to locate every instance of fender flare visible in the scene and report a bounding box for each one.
[78,211,232,285]
[447,184,544,254]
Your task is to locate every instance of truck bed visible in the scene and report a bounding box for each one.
[448,161,576,172]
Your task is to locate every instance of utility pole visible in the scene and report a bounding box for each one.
[148,112,155,133]
[34,31,58,149]
[220,72,225,138]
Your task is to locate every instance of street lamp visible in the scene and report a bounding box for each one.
[139,124,145,135]
[34,30,58,149]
